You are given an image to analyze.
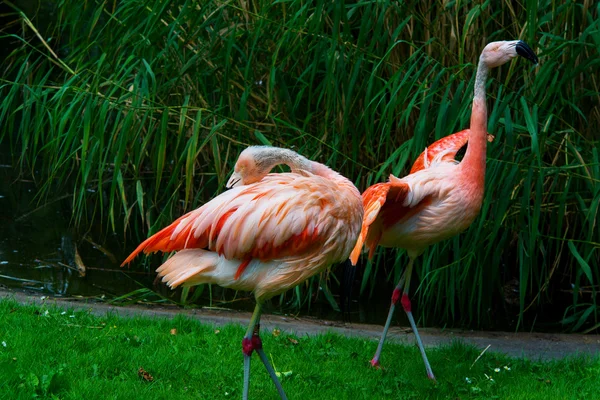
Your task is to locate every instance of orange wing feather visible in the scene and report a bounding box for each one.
[410,129,494,174]
[121,213,208,266]
[350,181,409,265]
[234,258,252,280]
[122,175,329,278]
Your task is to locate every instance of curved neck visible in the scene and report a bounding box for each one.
[256,147,312,172]
[461,58,489,181]
[254,147,340,180]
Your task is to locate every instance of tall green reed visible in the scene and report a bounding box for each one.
[0,0,598,331]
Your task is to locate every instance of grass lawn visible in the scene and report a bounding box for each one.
[1,299,598,399]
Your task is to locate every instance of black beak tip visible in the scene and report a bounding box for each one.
[516,40,539,65]
[226,178,240,189]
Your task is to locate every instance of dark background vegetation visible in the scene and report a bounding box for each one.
[0,0,598,332]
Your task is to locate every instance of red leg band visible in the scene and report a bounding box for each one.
[242,337,254,356]
[251,335,262,350]
[391,288,401,305]
[401,293,411,312]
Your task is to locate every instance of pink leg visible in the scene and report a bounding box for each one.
[401,293,436,381]
[371,258,436,380]
[370,271,408,367]
[242,305,288,400]
[242,306,262,400]
[254,336,288,399]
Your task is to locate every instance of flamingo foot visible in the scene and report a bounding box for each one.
[370,358,381,369]
[427,371,437,382]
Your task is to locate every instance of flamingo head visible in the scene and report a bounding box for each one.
[226,146,312,188]
[226,146,273,188]
[480,40,538,68]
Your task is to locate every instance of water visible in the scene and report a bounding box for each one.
[0,162,153,298]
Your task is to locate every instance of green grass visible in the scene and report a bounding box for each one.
[0,0,599,331]
[1,299,598,400]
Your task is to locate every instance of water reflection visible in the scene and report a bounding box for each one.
[0,156,153,297]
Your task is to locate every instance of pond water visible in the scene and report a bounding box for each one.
[0,162,154,298]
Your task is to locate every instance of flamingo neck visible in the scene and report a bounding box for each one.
[461,59,489,183]
[254,148,311,173]
[310,161,344,181]
[255,147,341,180]
[473,58,489,104]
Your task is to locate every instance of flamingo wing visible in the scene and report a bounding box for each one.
[349,180,409,265]
[410,129,494,174]
[122,174,345,270]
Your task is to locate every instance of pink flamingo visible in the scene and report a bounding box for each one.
[350,40,538,379]
[122,146,363,400]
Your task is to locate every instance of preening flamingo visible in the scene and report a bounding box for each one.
[122,146,363,400]
[350,40,538,379]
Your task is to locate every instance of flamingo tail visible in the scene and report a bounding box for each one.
[156,249,221,288]
[349,183,391,266]
[121,213,202,266]
[349,226,367,266]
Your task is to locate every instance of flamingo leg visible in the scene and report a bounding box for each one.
[403,296,436,381]
[243,353,251,399]
[242,304,263,400]
[256,346,288,400]
[371,257,436,380]
[398,260,436,381]
[370,259,410,368]
[242,303,289,400]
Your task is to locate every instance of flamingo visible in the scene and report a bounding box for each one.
[122,146,363,400]
[349,40,538,379]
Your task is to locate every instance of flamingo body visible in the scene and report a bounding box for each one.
[122,145,363,400]
[373,167,482,255]
[351,129,493,263]
[125,171,362,301]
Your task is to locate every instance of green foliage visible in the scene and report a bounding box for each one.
[1,299,599,399]
[0,0,599,330]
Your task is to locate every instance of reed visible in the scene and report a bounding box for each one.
[1,0,598,331]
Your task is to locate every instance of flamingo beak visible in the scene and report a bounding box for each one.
[515,41,538,65]
[226,172,242,189]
